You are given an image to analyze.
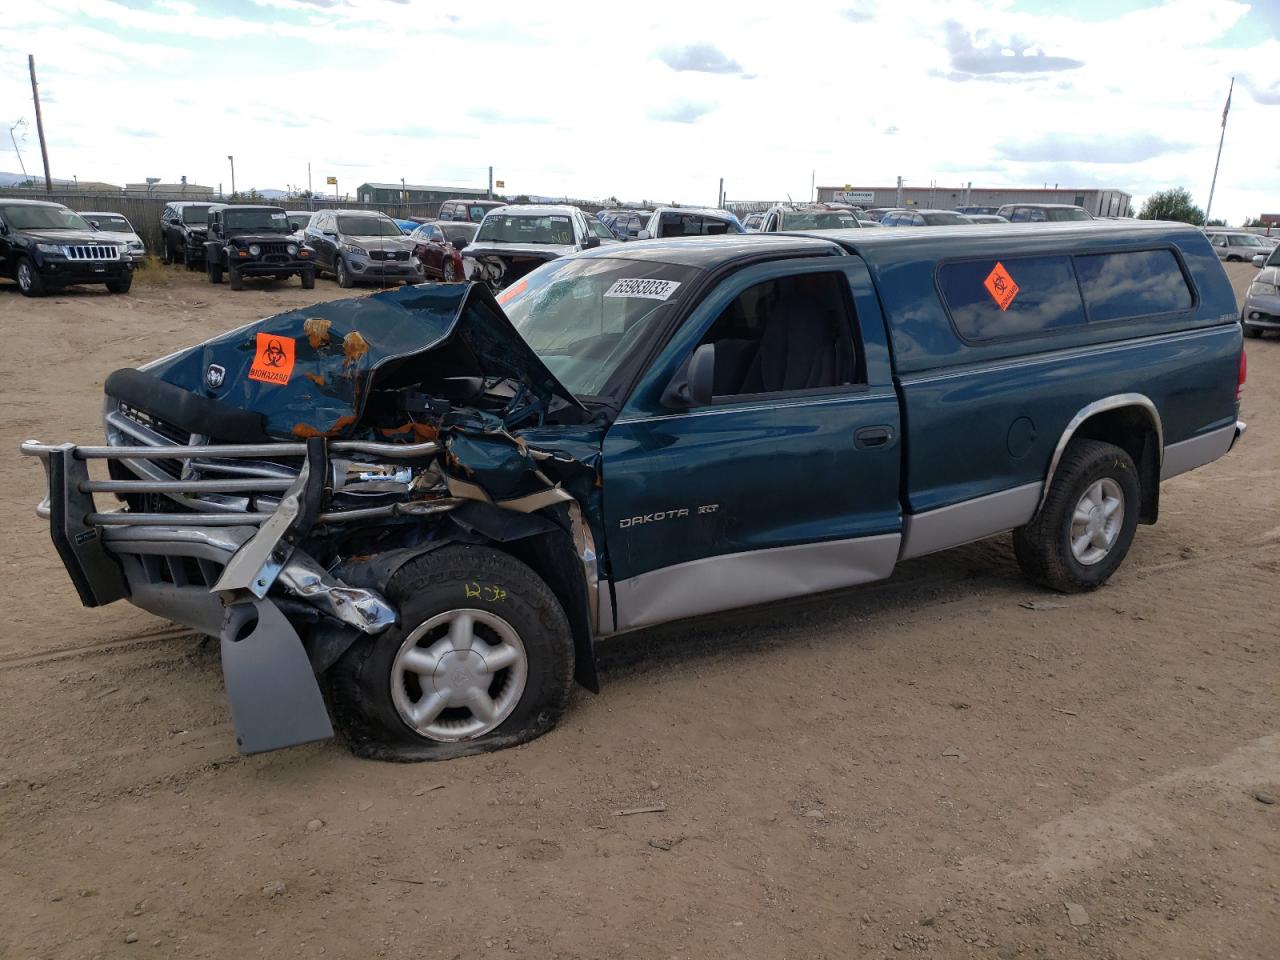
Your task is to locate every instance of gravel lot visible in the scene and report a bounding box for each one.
[0,262,1275,959]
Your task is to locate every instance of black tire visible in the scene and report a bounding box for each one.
[160,240,173,266]
[15,257,45,297]
[335,256,354,289]
[208,258,224,284]
[330,545,575,761]
[105,274,132,294]
[1013,438,1140,593]
[228,265,244,291]
[182,245,193,270]
[300,267,315,290]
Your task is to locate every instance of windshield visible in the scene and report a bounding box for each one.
[498,257,699,397]
[476,214,575,246]
[1233,234,1265,247]
[779,211,858,230]
[337,215,402,237]
[1267,247,1280,266]
[922,212,971,226]
[181,207,210,224]
[657,212,742,237]
[1045,208,1092,222]
[440,222,478,242]
[587,216,615,240]
[225,208,291,232]
[90,215,132,232]
[1,204,90,231]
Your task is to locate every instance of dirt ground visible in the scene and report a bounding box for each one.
[0,261,1276,960]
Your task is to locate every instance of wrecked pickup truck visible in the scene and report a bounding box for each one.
[22,223,1247,760]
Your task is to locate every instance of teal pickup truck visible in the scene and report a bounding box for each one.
[22,222,1247,759]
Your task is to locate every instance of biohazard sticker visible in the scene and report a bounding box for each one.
[248,333,296,385]
[983,262,1019,311]
[603,278,682,300]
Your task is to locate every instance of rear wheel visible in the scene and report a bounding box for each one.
[1014,439,1140,593]
[330,545,574,761]
[16,257,45,297]
[208,258,224,284]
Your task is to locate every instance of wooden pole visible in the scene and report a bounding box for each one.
[28,55,52,192]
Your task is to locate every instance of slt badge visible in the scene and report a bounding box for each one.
[206,363,226,389]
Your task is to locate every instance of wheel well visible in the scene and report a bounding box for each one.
[1070,407,1160,524]
[492,530,599,693]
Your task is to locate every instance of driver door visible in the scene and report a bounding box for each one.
[600,257,901,632]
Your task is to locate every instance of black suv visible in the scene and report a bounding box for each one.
[204,204,317,290]
[159,202,214,269]
[0,199,132,297]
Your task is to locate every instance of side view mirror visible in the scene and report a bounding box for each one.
[451,237,467,251]
[583,235,600,250]
[636,229,651,240]
[661,342,715,408]
[89,219,101,229]
[1253,254,1267,267]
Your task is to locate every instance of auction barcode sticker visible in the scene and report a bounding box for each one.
[604,278,682,300]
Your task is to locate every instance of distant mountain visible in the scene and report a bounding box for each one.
[0,171,40,187]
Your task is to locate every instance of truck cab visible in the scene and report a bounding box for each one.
[23,223,1246,761]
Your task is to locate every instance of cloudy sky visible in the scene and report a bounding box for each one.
[2,0,1278,222]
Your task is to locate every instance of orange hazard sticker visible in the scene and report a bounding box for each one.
[983,261,1019,311]
[248,333,296,385]
[496,278,528,305]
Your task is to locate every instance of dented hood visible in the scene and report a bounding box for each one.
[141,282,583,440]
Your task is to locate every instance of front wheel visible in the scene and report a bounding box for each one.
[16,257,45,297]
[442,258,457,282]
[335,256,354,288]
[300,267,315,290]
[1014,439,1140,593]
[105,274,132,294]
[330,545,574,761]
[208,258,224,284]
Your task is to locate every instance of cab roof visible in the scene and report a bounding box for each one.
[576,233,841,268]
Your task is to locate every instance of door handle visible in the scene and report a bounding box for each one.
[855,425,895,449]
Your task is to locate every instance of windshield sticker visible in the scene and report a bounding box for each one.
[496,278,528,305]
[271,212,287,221]
[604,278,682,301]
[551,216,570,222]
[983,262,1019,311]
[248,333,296,386]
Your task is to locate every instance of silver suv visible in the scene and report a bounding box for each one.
[303,209,423,288]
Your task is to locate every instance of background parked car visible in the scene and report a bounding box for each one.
[1242,244,1280,338]
[955,205,1000,216]
[965,213,1010,224]
[82,211,146,263]
[1210,231,1271,262]
[393,218,419,235]
[741,212,765,232]
[159,202,214,268]
[860,208,895,222]
[0,198,133,296]
[304,209,423,288]
[598,209,654,239]
[465,204,617,290]
[995,203,1092,222]
[637,207,744,239]
[438,199,506,223]
[880,209,974,226]
[757,205,861,231]
[409,220,475,281]
[204,204,317,291]
[286,210,313,232]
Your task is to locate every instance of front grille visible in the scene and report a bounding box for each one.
[64,244,121,261]
[369,249,409,262]
[258,241,291,256]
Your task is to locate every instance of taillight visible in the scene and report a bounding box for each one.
[1237,348,1247,403]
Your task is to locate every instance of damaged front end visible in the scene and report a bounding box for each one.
[22,283,606,755]
[462,242,575,292]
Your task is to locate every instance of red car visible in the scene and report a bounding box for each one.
[408,220,476,281]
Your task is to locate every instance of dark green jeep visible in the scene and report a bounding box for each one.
[204,204,317,290]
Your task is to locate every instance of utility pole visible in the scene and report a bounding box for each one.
[488,166,493,200]
[307,161,312,204]
[896,176,904,208]
[9,120,29,182]
[810,169,815,203]
[227,155,236,196]
[718,177,724,208]
[1205,76,1234,228]
[28,56,52,192]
